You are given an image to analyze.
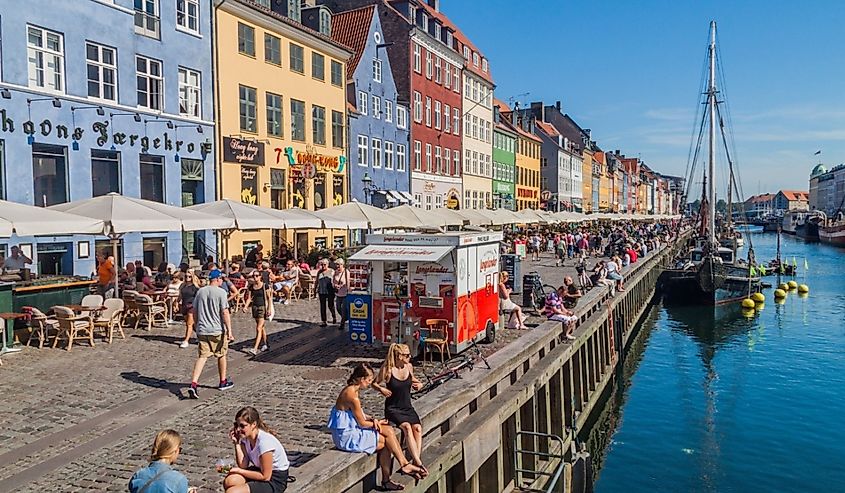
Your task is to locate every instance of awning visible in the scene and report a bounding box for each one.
[388,190,409,204]
[377,190,398,203]
[350,244,453,262]
[394,191,415,204]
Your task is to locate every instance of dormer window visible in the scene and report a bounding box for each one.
[421,13,428,31]
[472,52,479,67]
[446,31,453,48]
[463,45,470,60]
[481,58,488,72]
[319,8,332,36]
[434,23,441,42]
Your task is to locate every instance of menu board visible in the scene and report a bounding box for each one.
[347,261,370,293]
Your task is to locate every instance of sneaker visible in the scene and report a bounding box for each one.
[218,380,234,391]
[179,340,190,348]
[565,334,576,341]
[283,299,290,305]
[245,348,258,355]
[260,344,269,352]
[187,386,198,399]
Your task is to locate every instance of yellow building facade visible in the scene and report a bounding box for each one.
[581,149,594,212]
[515,130,541,210]
[215,1,352,257]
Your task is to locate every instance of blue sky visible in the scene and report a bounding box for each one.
[442,0,845,198]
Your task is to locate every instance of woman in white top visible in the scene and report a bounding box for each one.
[332,258,350,331]
[224,406,291,493]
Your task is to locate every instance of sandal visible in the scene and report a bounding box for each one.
[380,480,404,491]
[413,460,429,476]
[399,462,423,480]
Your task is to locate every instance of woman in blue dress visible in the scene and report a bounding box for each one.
[327,363,426,490]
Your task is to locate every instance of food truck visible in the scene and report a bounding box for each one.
[347,232,502,355]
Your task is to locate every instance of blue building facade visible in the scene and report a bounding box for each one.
[0,0,215,275]
[332,6,411,208]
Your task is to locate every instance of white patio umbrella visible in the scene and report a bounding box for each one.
[457,208,495,226]
[0,199,105,237]
[515,208,551,224]
[51,193,233,295]
[384,205,432,228]
[314,201,403,230]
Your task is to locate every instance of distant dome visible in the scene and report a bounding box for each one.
[811,163,827,177]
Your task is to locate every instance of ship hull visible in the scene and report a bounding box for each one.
[660,258,759,306]
[796,221,819,241]
[819,223,845,246]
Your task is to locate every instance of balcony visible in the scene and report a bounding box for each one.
[134,10,160,40]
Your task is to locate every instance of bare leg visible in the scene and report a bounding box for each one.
[380,427,424,477]
[400,423,422,466]
[190,356,207,383]
[182,313,194,344]
[223,472,248,493]
[252,318,264,352]
[218,355,228,383]
[412,423,424,467]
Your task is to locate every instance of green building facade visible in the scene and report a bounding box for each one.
[493,122,517,210]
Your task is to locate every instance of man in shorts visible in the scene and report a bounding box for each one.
[188,269,234,398]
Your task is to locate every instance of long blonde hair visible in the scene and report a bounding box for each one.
[149,429,181,462]
[379,343,409,382]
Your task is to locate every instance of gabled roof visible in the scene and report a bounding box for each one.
[534,120,561,140]
[236,0,353,56]
[331,5,375,80]
[780,190,809,201]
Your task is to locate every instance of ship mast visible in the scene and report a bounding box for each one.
[707,21,717,246]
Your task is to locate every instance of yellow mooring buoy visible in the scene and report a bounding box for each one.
[797,284,809,293]
[774,288,787,299]
[742,308,756,318]
[778,283,789,291]
[742,298,756,309]
[787,280,798,290]
[751,292,766,303]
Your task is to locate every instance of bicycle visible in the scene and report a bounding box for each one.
[412,340,492,399]
[524,271,557,314]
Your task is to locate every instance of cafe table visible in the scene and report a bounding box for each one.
[0,312,28,364]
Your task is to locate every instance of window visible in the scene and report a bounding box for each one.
[134,0,160,39]
[239,85,257,132]
[434,23,441,42]
[473,53,480,67]
[413,92,422,122]
[464,77,471,98]
[91,150,121,197]
[425,144,432,172]
[454,151,460,175]
[312,105,326,145]
[434,101,441,129]
[32,144,67,207]
[287,0,301,22]
[330,60,343,86]
[443,148,451,174]
[472,115,478,139]
[385,100,393,123]
[453,108,460,135]
[136,55,163,110]
[178,67,201,118]
[27,26,64,92]
[331,110,344,148]
[464,114,470,136]
[86,42,116,101]
[357,135,369,166]
[426,52,432,78]
[425,97,431,127]
[434,56,441,83]
[465,149,471,174]
[444,104,451,132]
[463,46,470,60]
[372,96,381,120]
[371,139,382,168]
[266,92,283,137]
[176,0,199,33]
[265,34,281,65]
[482,58,488,72]
[414,193,422,208]
[426,194,432,210]
[237,22,255,56]
[358,91,368,116]
[311,52,325,80]
[453,67,460,93]
[319,8,332,36]
[397,144,406,172]
[414,141,421,171]
[413,43,421,73]
[373,58,382,83]
[384,141,394,170]
[434,146,441,173]
[290,99,305,141]
[290,43,304,73]
[397,106,407,128]
[139,154,164,203]
[445,63,451,88]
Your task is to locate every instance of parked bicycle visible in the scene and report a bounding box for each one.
[412,340,491,399]
[523,271,557,314]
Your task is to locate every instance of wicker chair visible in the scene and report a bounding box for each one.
[121,290,140,326]
[94,298,125,343]
[423,319,451,365]
[297,274,315,300]
[52,306,95,351]
[134,294,167,330]
[26,306,59,349]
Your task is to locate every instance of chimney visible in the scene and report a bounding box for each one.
[427,0,440,12]
[584,128,591,139]
[530,101,544,122]
[555,100,561,112]
[615,149,620,155]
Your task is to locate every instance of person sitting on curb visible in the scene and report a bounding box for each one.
[129,429,195,493]
[224,407,291,493]
[498,272,528,329]
[544,286,577,341]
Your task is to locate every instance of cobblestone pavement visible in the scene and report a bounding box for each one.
[0,252,589,492]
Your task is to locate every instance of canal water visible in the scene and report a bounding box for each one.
[593,233,845,492]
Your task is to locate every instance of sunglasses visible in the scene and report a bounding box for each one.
[235,422,250,429]
[399,352,411,357]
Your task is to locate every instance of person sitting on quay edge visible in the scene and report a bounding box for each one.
[223,406,291,493]
[498,272,528,329]
[327,363,427,490]
[561,276,582,309]
[544,286,578,341]
[129,429,194,493]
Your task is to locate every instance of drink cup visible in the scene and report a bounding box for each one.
[216,458,235,474]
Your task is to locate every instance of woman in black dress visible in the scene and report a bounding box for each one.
[374,343,426,473]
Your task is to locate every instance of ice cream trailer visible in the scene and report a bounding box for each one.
[347,232,503,355]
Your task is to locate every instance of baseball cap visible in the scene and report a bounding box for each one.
[208,269,223,280]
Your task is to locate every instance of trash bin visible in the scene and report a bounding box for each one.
[500,254,522,294]
[522,272,541,308]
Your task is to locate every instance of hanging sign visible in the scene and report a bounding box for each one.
[224,137,265,165]
[240,166,258,205]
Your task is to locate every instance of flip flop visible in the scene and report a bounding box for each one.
[380,480,404,491]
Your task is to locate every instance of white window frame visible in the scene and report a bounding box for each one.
[27,25,65,93]
[473,52,480,67]
[443,148,451,176]
[454,150,460,175]
[434,56,441,83]
[178,67,201,119]
[86,41,116,102]
[434,146,441,174]
[134,0,160,39]
[482,58,488,72]
[136,55,163,111]
[453,108,460,135]
[463,46,470,60]
[397,106,407,128]
[371,138,382,169]
[373,57,382,83]
[445,62,451,88]
[444,104,451,133]
[413,43,421,73]
[384,141,394,170]
[453,67,460,93]
[425,51,432,79]
[397,144,406,172]
[413,92,422,123]
[415,193,422,208]
[425,96,431,127]
[414,140,421,171]
[464,114,470,136]
[357,135,369,166]
[425,143,432,172]
[372,95,381,120]
[465,149,471,175]
[434,100,441,130]
[384,100,393,123]
[176,0,200,34]
[358,91,368,116]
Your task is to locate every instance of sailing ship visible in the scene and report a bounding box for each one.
[661,21,761,306]
[818,212,845,246]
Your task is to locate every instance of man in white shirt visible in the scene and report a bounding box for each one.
[2,246,32,270]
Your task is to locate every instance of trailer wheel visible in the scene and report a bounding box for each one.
[483,320,496,344]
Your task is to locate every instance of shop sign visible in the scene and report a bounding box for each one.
[277,145,346,174]
[423,181,436,192]
[446,197,460,209]
[240,166,258,205]
[494,181,514,194]
[446,188,461,210]
[224,137,264,165]
[518,187,537,198]
[347,294,373,344]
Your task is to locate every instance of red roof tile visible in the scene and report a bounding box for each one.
[534,120,560,139]
[331,5,375,81]
[780,190,809,201]
[416,2,494,84]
